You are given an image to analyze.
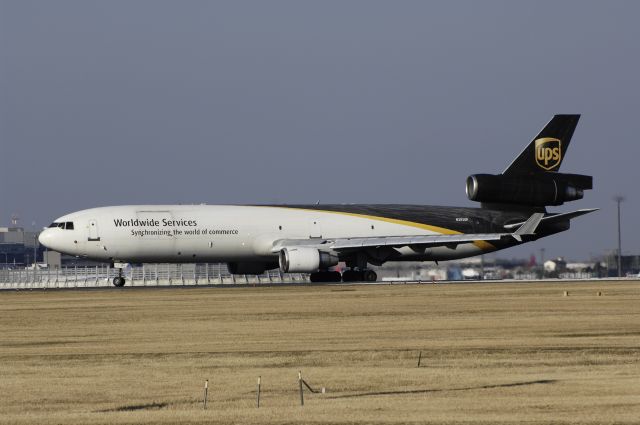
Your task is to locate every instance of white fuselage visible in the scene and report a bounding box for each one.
[38,205,484,264]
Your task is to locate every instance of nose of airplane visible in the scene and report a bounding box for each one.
[38,229,56,250]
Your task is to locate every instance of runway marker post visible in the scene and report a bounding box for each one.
[298,371,304,406]
[257,376,261,408]
[203,379,209,410]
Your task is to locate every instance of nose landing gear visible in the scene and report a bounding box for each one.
[112,267,126,287]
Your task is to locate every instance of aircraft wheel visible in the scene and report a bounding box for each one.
[362,270,378,282]
[112,277,126,287]
[310,271,342,283]
[342,270,363,282]
[327,271,342,282]
[328,272,342,282]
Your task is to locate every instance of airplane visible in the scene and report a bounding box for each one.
[39,115,595,286]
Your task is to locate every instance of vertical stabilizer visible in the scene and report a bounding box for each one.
[466,114,592,210]
[503,114,580,176]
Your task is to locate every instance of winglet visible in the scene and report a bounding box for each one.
[512,213,545,242]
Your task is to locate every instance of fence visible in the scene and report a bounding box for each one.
[0,264,309,289]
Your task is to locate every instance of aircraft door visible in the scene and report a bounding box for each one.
[309,219,322,238]
[88,219,100,241]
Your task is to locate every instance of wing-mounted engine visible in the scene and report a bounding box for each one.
[279,247,338,273]
[466,173,593,207]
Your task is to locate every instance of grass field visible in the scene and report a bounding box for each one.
[1,281,639,424]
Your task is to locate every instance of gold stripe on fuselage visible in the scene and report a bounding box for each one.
[260,206,496,251]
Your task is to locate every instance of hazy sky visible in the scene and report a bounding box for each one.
[2,1,639,261]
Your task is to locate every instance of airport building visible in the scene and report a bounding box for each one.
[0,226,43,268]
[604,251,640,277]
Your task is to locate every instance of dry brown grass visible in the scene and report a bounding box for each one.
[1,281,639,424]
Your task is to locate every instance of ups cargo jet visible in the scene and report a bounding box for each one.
[39,115,595,286]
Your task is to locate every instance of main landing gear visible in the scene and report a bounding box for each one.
[309,271,342,283]
[309,269,378,283]
[342,269,377,282]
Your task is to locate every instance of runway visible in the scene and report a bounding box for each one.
[1,280,638,424]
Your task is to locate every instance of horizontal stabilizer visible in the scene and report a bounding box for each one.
[504,208,598,230]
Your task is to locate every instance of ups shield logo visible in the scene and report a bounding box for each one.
[535,137,562,170]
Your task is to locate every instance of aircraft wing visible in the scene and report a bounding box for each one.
[272,213,544,252]
[328,233,511,250]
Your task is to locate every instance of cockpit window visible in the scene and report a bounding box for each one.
[49,222,74,230]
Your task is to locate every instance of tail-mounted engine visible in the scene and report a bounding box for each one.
[466,173,593,207]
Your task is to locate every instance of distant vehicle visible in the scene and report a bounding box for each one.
[462,268,481,280]
[39,115,596,286]
[24,263,48,270]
